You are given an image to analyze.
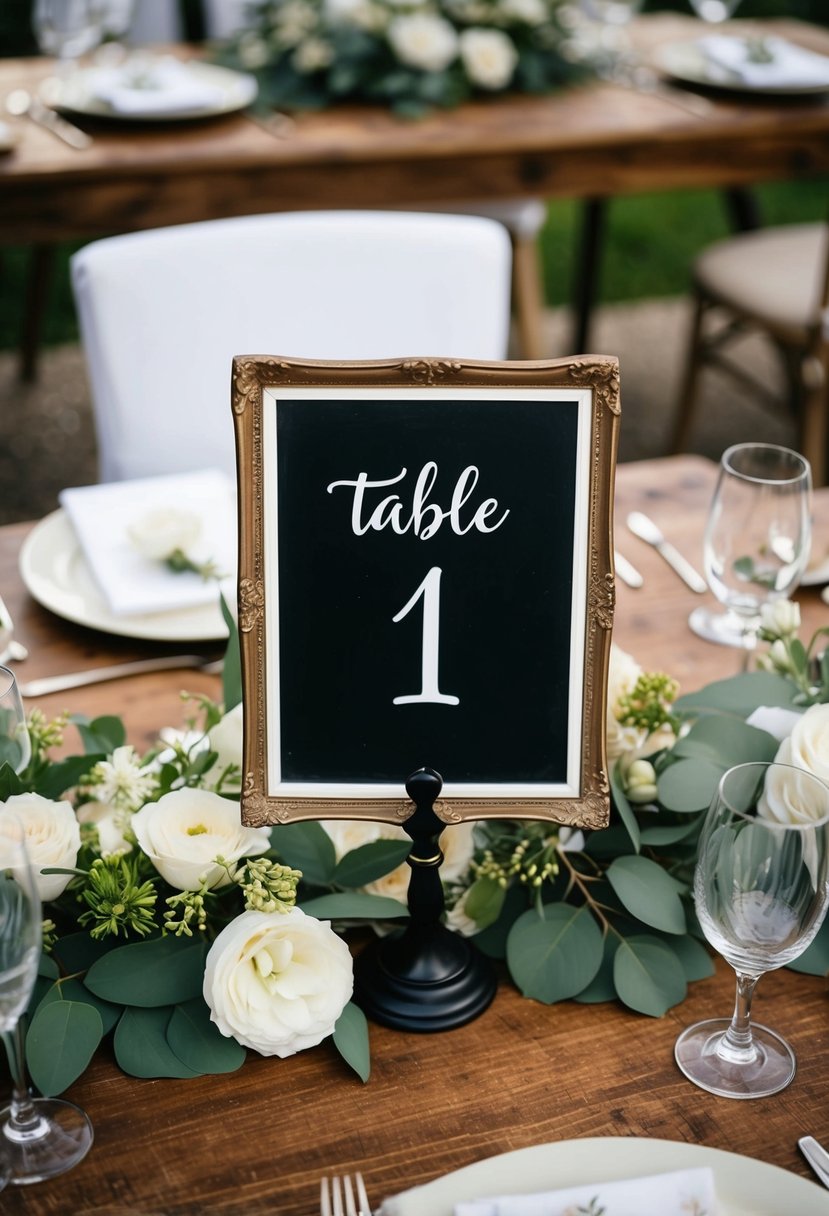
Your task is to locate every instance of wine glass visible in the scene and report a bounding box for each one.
[688,0,742,24]
[578,0,644,78]
[32,0,106,78]
[0,814,94,1183]
[689,443,811,653]
[0,666,30,776]
[675,761,829,1099]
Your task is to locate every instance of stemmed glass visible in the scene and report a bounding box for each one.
[578,0,644,78]
[32,0,106,79]
[0,666,31,776]
[688,0,742,25]
[675,761,829,1099]
[690,442,811,652]
[0,814,94,1184]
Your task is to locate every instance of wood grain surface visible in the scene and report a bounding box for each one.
[1,16,828,243]
[0,456,827,1214]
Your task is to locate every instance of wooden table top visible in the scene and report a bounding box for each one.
[1,15,828,244]
[1,455,828,1215]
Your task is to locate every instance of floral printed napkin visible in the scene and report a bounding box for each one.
[453,1167,719,1215]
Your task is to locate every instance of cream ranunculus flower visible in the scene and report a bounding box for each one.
[207,702,244,783]
[759,705,829,825]
[319,818,475,902]
[203,907,353,1057]
[459,28,518,90]
[388,13,458,72]
[131,788,270,891]
[127,506,201,561]
[1,794,81,900]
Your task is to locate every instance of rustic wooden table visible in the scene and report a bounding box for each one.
[1,16,828,245]
[0,455,828,1215]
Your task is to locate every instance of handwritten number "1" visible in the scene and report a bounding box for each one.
[392,566,460,706]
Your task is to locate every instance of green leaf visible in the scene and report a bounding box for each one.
[574,934,619,1005]
[673,715,778,768]
[470,885,526,960]
[506,903,603,1003]
[114,1006,202,1079]
[610,763,640,852]
[639,819,700,846]
[462,875,506,931]
[26,1000,103,1096]
[52,931,118,975]
[606,855,687,935]
[613,934,687,1016]
[37,755,102,800]
[271,821,337,886]
[674,671,797,717]
[166,997,246,1074]
[38,953,59,979]
[665,934,715,982]
[657,758,725,814]
[38,978,122,1035]
[0,762,24,799]
[332,840,412,888]
[298,892,408,920]
[70,714,126,755]
[85,936,208,1007]
[220,593,242,711]
[788,916,829,976]
[583,824,636,860]
[332,1001,370,1083]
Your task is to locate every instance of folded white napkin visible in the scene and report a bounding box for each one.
[90,57,226,115]
[698,35,829,88]
[60,469,237,617]
[452,1167,719,1215]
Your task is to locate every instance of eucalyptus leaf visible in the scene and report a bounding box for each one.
[606,855,687,935]
[26,999,103,1096]
[220,594,242,711]
[674,672,797,717]
[613,935,687,1016]
[332,1001,370,1083]
[85,936,208,1007]
[70,714,126,755]
[470,884,527,960]
[506,903,603,1003]
[332,840,412,888]
[114,1006,202,1079]
[166,997,246,1074]
[0,762,24,799]
[271,820,337,886]
[298,892,408,920]
[610,764,640,853]
[37,754,103,800]
[463,875,506,931]
[657,758,724,814]
[38,978,122,1035]
[639,819,700,846]
[663,933,715,982]
[52,930,118,976]
[674,715,778,767]
[574,935,618,1004]
[37,953,59,979]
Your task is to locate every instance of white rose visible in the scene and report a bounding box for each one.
[760,598,801,640]
[746,705,803,743]
[207,702,244,781]
[388,14,458,72]
[319,818,475,901]
[779,703,829,785]
[1,794,81,901]
[758,705,829,826]
[77,801,133,857]
[459,28,519,89]
[203,907,353,1057]
[131,788,270,891]
[500,0,547,25]
[127,506,201,562]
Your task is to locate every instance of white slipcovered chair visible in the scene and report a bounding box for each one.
[70,210,512,483]
[670,222,829,486]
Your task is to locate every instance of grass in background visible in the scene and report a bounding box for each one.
[0,179,826,352]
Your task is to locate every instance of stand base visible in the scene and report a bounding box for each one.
[354,926,497,1032]
[1,1097,93,1185]
[674,1017,796,1099]
[688,607,755,650]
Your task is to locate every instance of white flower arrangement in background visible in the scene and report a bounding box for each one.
[218,0,586,115]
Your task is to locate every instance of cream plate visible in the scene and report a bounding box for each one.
[20,510,228,642]
[378,1136,829,1216]
[657,38,829,95]
[53,60,258,121]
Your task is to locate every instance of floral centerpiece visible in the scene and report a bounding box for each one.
[1,603,828,1098]
[216,0,587,116]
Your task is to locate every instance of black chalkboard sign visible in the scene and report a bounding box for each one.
[233,357,619,830]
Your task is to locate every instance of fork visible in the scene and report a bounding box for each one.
[320,1172,371,1216]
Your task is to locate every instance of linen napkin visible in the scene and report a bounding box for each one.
[90,57,226,115]
[698,35,829,89]
[59,469,237,617]
[452,1167,719,1214]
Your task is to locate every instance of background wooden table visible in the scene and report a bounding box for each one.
[0,456,828,1215]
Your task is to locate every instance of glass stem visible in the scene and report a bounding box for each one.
[719,971,760,1063]
[2,1023,44,1139]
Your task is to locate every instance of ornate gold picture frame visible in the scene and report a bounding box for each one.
[233,356,619,830]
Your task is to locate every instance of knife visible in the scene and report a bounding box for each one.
[626,511,707,594]
[18,654,222,698]
[614,550,643,589]
[799,1137,829,1190]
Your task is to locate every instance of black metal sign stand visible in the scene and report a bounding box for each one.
[354,768,498,1032]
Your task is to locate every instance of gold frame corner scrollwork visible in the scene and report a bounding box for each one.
[232,355,619,831]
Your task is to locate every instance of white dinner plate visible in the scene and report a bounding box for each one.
[53,60,258,121]
[657,38,829,95]
[378,1136,829,1215]
[20,510,228,642]
[801,553,829,587]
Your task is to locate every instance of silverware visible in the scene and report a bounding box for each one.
[626,511,707,594]
[320,1172,371,1216]
[614,550,643,589]
[5,88,92,150]
[18,654,223,698]
[799,1136,829,1190]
